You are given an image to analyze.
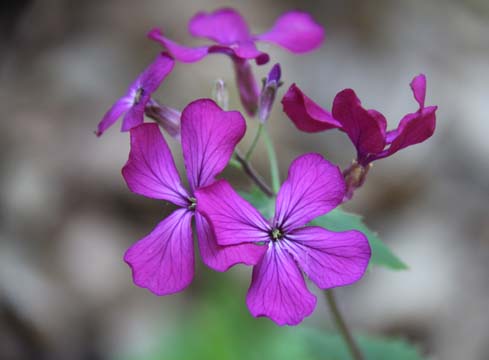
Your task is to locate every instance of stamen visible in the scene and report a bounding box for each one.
[188,197,197,211]
[134,88,145,104]
[270,228,283,241]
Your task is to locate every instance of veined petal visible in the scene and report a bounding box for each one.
[138,52,175,94]
[332,89,386,159]
[181,99,246,190]
[97,97,131,136]
[122,123,189,206]
[195,180,271,246]
[189,8,251,45]
[282,84,341,132]
[121,100,146,132]
[378,106,437,159]
[256,11,325,53]
[246,243,317,326]
[274,153,345,231]
[195,212,266,271]
[410,74,426,109]
[148,28,210,63]
[124,209,194,296]
[284,226,371,289]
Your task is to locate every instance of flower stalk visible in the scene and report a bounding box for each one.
[325,290,364,360]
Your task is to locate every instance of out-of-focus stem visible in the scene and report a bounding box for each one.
[245,124,264,161]
[234,149,274,197]
[325,290,364,360]
[262,127,280,194]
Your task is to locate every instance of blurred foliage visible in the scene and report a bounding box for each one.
[117,266,422,360]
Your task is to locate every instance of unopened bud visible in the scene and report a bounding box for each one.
[233,59,260,116]
[258,63,282,123]
[213,79,229,110]
[145,99,181,139]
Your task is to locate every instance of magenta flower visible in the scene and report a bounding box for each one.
[196,154,371,325]
[282,74,438,166]
[96,53,174,136]
[148,8,324,115]
[122,99,265,295]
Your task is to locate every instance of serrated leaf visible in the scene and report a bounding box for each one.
[312,208,408,270]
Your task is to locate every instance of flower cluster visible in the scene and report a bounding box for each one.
[97,8,437,326]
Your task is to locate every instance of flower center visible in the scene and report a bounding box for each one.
[270,227,284,241]
[134,88,145,104]
[187,197,197,211]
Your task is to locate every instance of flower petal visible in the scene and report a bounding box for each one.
[284,226,371,289]
[378,106,437,159]
[282,84,341,132]
[195,179,271,246]
[137,52,175,94]
[256,11,325,53]
[232,41,269,64]
[124,209,194,296]
[122,123,189,206]
[148,28,210,63]
[195,212,266,271]
[332,89,386,161]
[274,153,345,231]
[96,97,131,136]
[246,243,317,326]
[121,100,146,132]
[410,74,426,109]
[189,8,251,45]
[181,99,246,190]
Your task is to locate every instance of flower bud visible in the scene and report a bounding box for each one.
[145,99,181,139]
[213,79,229,110]
[233,59,260,116]
[258,63,282,123]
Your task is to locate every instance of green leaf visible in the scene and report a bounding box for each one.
[239,186,275,219]
[293,329,424,360]
[312,208,408,270]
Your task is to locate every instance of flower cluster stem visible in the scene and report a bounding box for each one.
[234,150,274,197]
[262,126,280,193]
[325,290,364,360]
[245,123,264,161]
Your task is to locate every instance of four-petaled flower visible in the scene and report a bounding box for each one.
[148,8,324,115]
[282,74,438,166]
[122,99,265,295]
[96,53,174,136]
[196,154,371,325]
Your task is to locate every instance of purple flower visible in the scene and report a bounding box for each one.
[148,8,324,115]
[282,74,438,166]
[96,53,174,136]
[196,154,371,325]
[122,99,265,295]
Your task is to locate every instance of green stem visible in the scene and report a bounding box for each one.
[325,290,364,360]
[245,123,264,161]
[233,150,274,197]
[262,126,280,194]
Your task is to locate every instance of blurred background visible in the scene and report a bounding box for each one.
[1,0,489,359]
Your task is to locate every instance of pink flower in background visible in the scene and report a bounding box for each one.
[196,154,371,325]
[96,53,174,136]
[122,99,265,295]
[149,8,324,65]
[282,74,438,165]
[149,8,324,115]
